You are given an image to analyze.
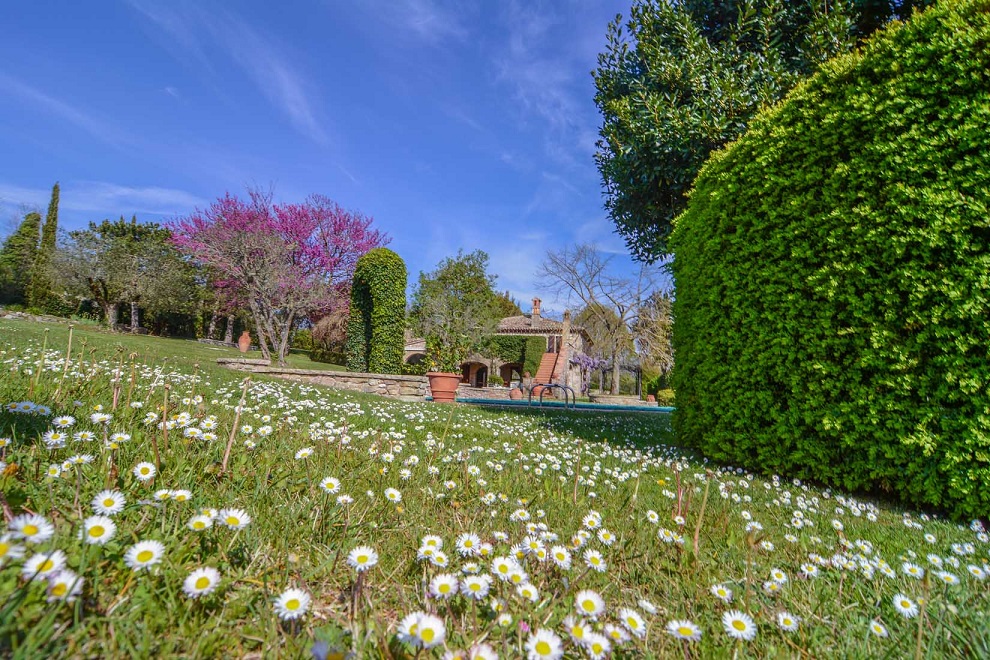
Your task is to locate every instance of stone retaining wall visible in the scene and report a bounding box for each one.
[217,359,429,401]
[588,393,658,407]
[456,386,512,400]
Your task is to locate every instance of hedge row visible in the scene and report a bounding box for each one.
[345,248,406,374]
[670,0,990,520]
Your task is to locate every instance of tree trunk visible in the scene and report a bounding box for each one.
[247,300,272,362]
[275,312,295,367]
[223,315,234,343]
[610,353,621,395]
[207,305,219,340]
[130,301,140,332]
[105,302,119,330]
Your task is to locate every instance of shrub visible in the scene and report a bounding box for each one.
[523,337,546,379]
[292,329,314,351]
[488,374,504,387]
[654,389,675,407]
[311,309,348,365]
[345,248,406,374]
[489,335,526,364]
[670,0,990,520]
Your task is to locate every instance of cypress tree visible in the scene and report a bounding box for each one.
[0,211,42,304]
[27,182,60,310]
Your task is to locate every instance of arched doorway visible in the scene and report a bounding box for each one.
[500,363,523,386]
[461,361,488,386]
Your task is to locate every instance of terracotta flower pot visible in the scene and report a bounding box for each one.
[427,372,461,403]
[237,331,251,353]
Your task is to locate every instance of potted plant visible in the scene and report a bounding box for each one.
[409,251,502,403]
[423,338,463,403]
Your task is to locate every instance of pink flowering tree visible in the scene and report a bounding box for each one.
[170,190,387,365]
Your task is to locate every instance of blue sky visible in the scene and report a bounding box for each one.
[0,0,638,311]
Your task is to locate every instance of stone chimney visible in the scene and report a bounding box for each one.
[532,298,541,325]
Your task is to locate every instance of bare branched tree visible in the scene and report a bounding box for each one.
[537,244,662,394]
[633,289,674,378]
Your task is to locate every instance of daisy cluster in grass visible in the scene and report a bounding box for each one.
[0,324,988,657]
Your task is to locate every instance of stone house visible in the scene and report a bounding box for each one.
[404,298,592,389]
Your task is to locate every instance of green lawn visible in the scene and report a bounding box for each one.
[0,318,987,658]
[0,317,345,376]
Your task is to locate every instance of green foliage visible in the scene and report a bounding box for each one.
[27,183,60,311]
[409,250,502,373]
[56,217,197,329]
[0,212,41,305]
[488,335,526,364]
[593,0,934,260]
[523,337,546,378]
[670,0,990,520]
[488,374,504,387]
[292,329,314,351]
[650,388,675,407]
[345,248,406,374]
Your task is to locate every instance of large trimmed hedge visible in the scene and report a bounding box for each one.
[345,248,406,374]
[670,0,990,520]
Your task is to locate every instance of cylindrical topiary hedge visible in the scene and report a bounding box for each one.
[345,248,407,374]
[670,0,990,520]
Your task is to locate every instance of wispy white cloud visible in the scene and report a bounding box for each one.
[0,72,133,148]
[0,181,207,218]
[128,2,328,145]
[369,0,470,45]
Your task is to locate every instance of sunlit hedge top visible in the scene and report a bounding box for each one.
[670,0,990,520]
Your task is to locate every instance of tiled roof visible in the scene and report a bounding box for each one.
[497,314,583,335]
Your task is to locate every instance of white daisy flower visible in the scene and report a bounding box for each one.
[429,573,459,599]
[183,567,221,598]
[574,589,606,619]
[0,533,26,566]
[188,514,214,532]
[92,490,126,516]
[777,612,800,632]
[46,569,83,602]
[9,513,55,544]
[892,594,919,618]
[618,607,647,638]
[666,619,702,641]
[217,508,251,530]
[133,462,157,481]
[274,587,310,620]
[722,610,757,640]
[81,515,116,545]
[525,628,563,660]
[22,550,67,580]
[347,545,378,572]
[124,540,165,571]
